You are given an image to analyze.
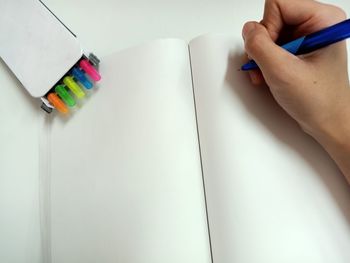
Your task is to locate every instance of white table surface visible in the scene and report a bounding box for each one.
[1,0,349,262]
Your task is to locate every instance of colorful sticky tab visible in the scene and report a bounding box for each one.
[47,93,68,114]
[55,85,76,107]
[72,67,93,89]
[45,58,102,114]
[80,59,101,82]
[63,76,85,99]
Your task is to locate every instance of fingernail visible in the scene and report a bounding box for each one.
[242,22,256,39]
[248,70,260,85]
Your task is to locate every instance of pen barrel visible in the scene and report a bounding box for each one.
[297,19,350,54]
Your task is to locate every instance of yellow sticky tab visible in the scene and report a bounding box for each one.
[63,76,85,99]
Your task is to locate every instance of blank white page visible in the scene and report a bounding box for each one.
[189,35,350,263]
[45,39,211,263]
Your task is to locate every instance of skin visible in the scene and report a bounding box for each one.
[242,0,350,182]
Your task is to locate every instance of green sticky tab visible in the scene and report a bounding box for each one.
[55,85,76,107]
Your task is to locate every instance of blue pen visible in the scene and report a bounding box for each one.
[241,19,350,71]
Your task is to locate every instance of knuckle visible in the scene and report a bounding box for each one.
[327,5,347,20]
[270,64,297,86]
[265,0,277,5]
[334,6,347,19]
[266,0,284,7]
[245,33,265,53]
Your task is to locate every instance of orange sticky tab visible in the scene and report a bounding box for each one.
[47,93,69,114]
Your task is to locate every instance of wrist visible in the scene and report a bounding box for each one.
[312,103,350,149]
[306,91,350,176]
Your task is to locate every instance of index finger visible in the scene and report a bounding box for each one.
[261,0,347,41]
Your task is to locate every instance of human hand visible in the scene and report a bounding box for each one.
[242,0,350,178]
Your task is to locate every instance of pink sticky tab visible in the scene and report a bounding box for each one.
[80,59,101,82]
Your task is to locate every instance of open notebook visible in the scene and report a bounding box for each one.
[40,35,350,263]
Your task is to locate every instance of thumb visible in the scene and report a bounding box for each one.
[242,22,297,75]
